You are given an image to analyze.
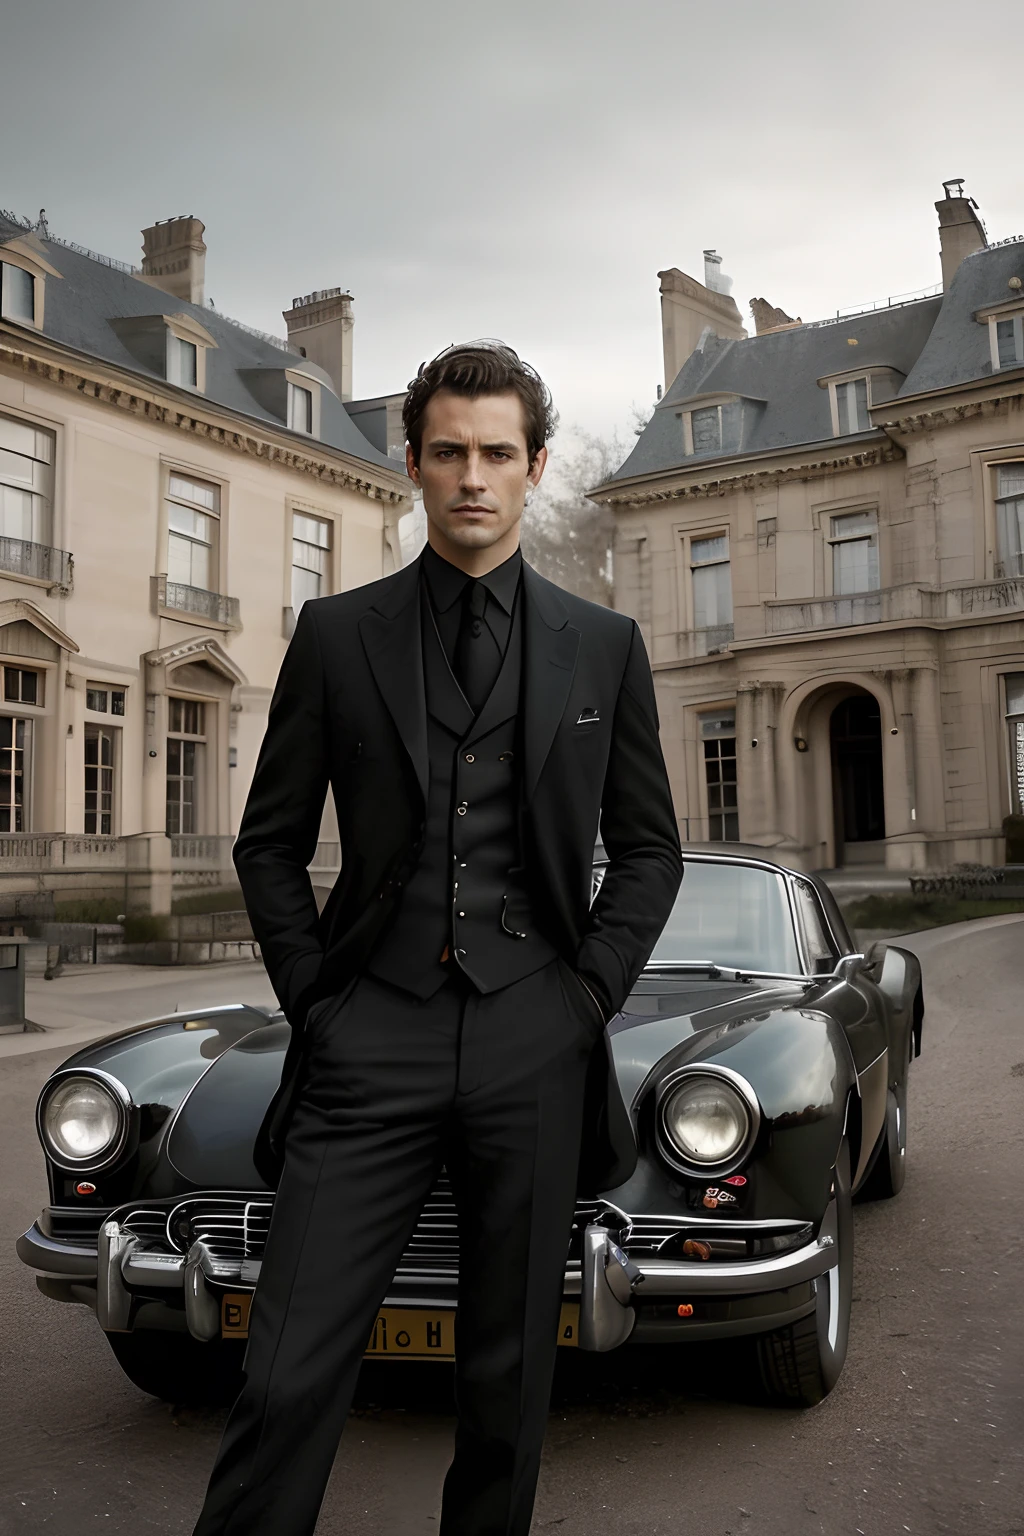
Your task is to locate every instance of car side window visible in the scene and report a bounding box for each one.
[792,880,838,974]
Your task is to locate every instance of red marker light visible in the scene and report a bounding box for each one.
[75,1181,97,1196]
[724,1175,747,1186]
[677,1303,694,1318]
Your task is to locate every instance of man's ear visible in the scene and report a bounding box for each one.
[527,444,548,490]
[405,441,421,487]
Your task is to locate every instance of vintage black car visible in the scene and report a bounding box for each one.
[18,847,922,1408]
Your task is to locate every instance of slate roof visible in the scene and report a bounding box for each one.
[610,237,1024,485]
[0,214,400,477]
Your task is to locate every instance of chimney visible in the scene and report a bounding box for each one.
[282,288,354,401]
[658,256,746,389]
[936,180,987,289]
[140,216,206,306]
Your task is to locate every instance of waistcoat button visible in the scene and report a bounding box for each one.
[464,753,475,763]
[457,804,468,815]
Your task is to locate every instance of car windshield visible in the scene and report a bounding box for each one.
[646,859,802,975]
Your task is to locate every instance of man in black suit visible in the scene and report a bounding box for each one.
[192,342,682,1536]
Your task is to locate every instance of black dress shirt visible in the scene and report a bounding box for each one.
[421,543,521,674]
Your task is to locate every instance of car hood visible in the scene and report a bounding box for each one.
[608,975,811,1109]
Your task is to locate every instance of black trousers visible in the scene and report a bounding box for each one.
[191,957,599,1536]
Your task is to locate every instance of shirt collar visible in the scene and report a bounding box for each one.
[421,543,522,616]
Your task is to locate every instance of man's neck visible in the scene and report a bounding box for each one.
[425,527,522,578]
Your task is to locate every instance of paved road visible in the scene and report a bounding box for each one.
[2,922,1022,1535]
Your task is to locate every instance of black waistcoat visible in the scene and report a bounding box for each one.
[366,584,556,998]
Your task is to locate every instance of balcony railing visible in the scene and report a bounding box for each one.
[766,579,1024,635]
[170,834,235,872]
[0,536,73,592]
[154,575,241,629]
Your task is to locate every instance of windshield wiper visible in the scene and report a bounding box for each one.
[643,961,809,983]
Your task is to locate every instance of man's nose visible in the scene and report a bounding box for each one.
[460,453,488,492]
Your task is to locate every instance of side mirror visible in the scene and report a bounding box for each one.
[832,952,866,982]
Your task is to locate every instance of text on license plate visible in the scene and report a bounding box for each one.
[221,1296,580,1357]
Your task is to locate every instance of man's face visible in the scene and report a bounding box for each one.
[407,389,547,566]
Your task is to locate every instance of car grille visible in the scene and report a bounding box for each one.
[153,1176,601,1280]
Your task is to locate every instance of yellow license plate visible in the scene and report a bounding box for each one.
[221,1295,580,1356]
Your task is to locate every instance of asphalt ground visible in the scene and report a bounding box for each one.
[1,918,1022,1535]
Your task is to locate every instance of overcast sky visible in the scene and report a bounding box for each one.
[4,0,1024,451]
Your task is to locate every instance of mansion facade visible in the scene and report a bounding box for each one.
[595,186,1024,871]
[0,211,410,913]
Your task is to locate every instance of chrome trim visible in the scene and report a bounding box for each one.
[184,1242,221,1341]
[36,1068,133,1174]
[96,1222,134,1330]
[633,1192,839,1296]
[578,1224,640,1352]
[655,1062,762,1179]
[122,1248,186,1289]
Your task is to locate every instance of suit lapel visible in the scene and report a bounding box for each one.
[521,562,580,801]
[357,559,429,807]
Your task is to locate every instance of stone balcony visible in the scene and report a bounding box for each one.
[153,574,241,629]
[765,578,1024,636]
[0,535,73,594]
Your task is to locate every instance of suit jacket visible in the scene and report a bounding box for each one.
[234,553,683,1191]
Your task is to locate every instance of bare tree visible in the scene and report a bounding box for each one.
[521,410,650,605]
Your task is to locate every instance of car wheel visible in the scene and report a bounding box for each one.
[859,1032,910,1201]
[754,1137,853,1408]
[105,1329,246,1405]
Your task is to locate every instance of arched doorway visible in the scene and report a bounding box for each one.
[830,693,885,864]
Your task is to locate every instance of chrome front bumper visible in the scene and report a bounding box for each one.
[19,1198,841,1351]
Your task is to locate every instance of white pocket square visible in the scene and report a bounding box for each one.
[576,709,600,725]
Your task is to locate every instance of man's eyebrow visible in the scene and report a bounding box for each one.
[425,437,522,453]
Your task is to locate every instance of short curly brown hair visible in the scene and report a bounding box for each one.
[403,340,557,467]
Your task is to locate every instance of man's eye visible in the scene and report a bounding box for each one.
[437,450,456,459]
[490,452,510,461]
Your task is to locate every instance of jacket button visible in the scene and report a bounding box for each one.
[457,803,468,815]
[458,910,466,918]
[465,753,475,763]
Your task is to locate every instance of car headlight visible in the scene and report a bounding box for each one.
[39,1072,129,1169]
[658,1069,759,1172]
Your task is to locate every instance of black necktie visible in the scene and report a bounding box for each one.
[454,580,500,712]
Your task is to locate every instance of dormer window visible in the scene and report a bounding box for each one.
[678,394,760,458]
[167,333,198,388]
[994,315,1023,370]
[833,378,869,435]
[287,380,314,434]
[1,262,35,323]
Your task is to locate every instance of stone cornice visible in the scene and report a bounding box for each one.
[874,384,1024,437]
[595,441,902,509]
[0,331,411,508]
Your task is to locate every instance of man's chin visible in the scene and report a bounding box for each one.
[440,521,509,549]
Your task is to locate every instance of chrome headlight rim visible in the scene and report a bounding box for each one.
[36,1067,133,1172]
[655,1063,761,1179]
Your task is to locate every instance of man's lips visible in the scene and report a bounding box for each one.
[451,504,494,514]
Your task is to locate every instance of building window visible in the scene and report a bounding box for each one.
[287,382,313,434]
[830,509,879,594]
[0,413,55,546]
[291,512,331,612]
[166,473,219,592]
[3,666,41,706]
[1006,674,1024,816]
[86,685,126,715]
[991,315,1024,370]
[833,378,870,435]
[84,725,116,835]
[690,406,722,455]
[166,697,206,835]
[995,463,1024,578]
[690,535,733,630]
[0,263,35,324]
[167,334,199,388]
[701,711,738,842]
[0,715,30,832]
